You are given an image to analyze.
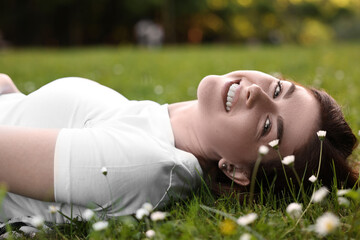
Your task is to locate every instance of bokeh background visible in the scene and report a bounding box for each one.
[1,0,359,47]
[1,0,360,130]
[1,2,360,239]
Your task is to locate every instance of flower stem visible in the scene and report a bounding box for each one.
[145,217,151,230]
[281,188,315,238]
[277,150,296,201]
[282,138,325,237]
[249,154,263,204]
[291,166,307,202]
[316,140,324,178]
[70,203,73,237]
[105,177,114,212]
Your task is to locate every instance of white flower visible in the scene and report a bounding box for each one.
[135,208,150,220]
[308,175,317,183]
[30,216,44,228]
[240,233,252,240]
[268,139,279,149]
[286,203,303,219]
[314,212,340,236]
[317,130,327,140]
[150,211,167,221]
[236,213,258,226]
[92,221,109,231]
[258,145,269,155]
[337,189,351,196]
[358,130,360,136]
[281,155,295,166]
[83,209,95,221]
[142,202,153,212]
[311,187,329,203]
[338,197,350,206]
[146,229,156,238]
[48,205,59,214]
[101,166,108,176]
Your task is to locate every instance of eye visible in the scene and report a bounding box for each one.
[273,81,282,98]
[262,117,271,136]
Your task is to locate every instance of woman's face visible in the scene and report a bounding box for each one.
[196,70,320,174]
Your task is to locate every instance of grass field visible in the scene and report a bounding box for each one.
[0,42,360,239]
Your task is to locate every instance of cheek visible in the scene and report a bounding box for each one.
[216,124,258,154]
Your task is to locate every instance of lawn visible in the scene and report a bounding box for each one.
[0,42,360,239]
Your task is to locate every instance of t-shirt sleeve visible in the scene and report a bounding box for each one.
[53,126,185,216]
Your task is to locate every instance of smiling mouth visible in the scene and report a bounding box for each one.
[225,82,240,112]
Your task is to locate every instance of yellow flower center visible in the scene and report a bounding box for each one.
[220,219,236,235]
[325,221,335,232]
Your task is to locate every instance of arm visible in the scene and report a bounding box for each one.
[0,126,59,201]
[0,73,20,94]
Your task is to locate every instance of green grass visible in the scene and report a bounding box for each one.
[1,42,360,239]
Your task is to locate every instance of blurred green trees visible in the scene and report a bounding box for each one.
[0,0,359,46]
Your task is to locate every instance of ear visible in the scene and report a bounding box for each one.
[218,159,251,186]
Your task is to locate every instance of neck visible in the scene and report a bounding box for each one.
[168,100,216,173]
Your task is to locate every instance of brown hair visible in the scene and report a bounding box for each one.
[209,87,359,198]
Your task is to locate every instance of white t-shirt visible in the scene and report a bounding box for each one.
[0,77,203,223]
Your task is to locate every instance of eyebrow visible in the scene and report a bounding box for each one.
[283,82,296,99]
[277,116,284,144]
[276,82,295,143]
[256,82,294,142]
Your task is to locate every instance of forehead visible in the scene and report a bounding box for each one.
[278,84,320,155]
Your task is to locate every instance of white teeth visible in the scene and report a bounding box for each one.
[230,84,237,90]
[226,83,239,112]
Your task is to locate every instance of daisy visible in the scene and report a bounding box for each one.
[48,205,60,214]
[146,229,156,238]
[219,219,236,236]
[281,155,295,166]
[83,209,95,221]
[337,189,350,196]
[31,216,44,228]
[268,139,279,149]
[101,166,108,176]
[286,203,302,219]
[311,187,329,203]
[314,212,340,236]
[92,221,109,231]
[142,202,153,212]
[317,130,326,140]
[258,145,269,155]
[135,208,150,220]
[338,197,350,206]
[236,213,258,226]
[150,211,167,221]
[240,233,252,240]
[308,175,317,183]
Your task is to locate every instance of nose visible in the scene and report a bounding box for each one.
[246,84,274,109]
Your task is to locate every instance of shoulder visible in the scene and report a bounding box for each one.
[31,77,128,109]
[41,77,106,93]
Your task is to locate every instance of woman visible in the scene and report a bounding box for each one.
[0,71,357,223]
